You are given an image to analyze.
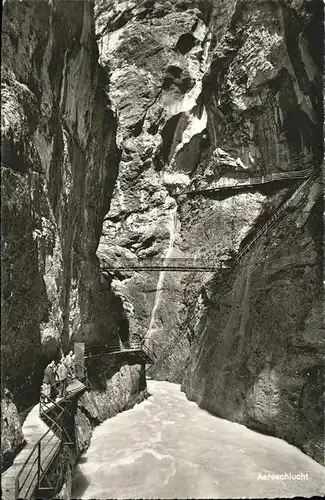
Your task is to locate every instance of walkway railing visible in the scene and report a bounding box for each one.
[103,258,220,272]
[141,342,157,362]
[234,170,317,262]
[179,166,315,196]
[10,366,89,499]
[85,341,156,364]
[15,398,64,499]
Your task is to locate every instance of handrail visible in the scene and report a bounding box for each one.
[16,412,60,497]
[14,365,89,499]
[84,341,156,363]
[74,361,91,388]
[234,171,317,262]
[85,342,149,353]
[180,166,315,196]
[141,342,157,360]
[17,449,39,495]
[40,395,65,423]
[40,392,65,414]
[17,391,65,495]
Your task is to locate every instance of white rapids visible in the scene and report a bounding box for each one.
[72,381,324,499]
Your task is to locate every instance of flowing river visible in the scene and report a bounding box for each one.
[72,381,324,499]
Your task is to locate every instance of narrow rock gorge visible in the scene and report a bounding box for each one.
[1,0,324,495]
[1,0,144,473]
[94,0,324,463]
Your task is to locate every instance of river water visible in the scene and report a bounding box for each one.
[72,381,324,499]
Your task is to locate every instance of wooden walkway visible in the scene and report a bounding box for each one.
[2,404,59,500]
[1,380,86,500]
[84,342,156,365]
[40,379,85,416]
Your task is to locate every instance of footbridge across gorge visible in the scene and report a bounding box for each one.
[104,167,318,273]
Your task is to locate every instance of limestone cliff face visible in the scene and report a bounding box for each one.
[95,0,323,462]
[1,0,119,407]
[95,0,215,379]
[182,178,324,463]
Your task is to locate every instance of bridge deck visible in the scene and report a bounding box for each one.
[102,258,226,272]
[40,379,86,416]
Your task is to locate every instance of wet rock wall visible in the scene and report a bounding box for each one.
[1,0,119,408]
[95,0,323,463]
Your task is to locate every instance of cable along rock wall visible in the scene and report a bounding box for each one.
[95,0,324,463]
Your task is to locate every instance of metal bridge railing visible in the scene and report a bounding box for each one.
[141,342,157,362]
[15,398,63,499]
[85,341,156,363]
[74,361,90,387]
[181,166,315,196]
[102,258,221,272]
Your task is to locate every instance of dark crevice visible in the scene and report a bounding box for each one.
[139,235,155,250]
[161,113,182,163]
[131,114,146,137]
[175,33,196,54]
[1,133,28,174]
[162,66,194,93]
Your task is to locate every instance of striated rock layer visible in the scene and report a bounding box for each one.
[95,0,323,463]
[1,0,119,407]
